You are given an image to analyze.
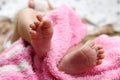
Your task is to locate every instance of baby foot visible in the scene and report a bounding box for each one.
[58,41,104,74]
[29,15,53,58]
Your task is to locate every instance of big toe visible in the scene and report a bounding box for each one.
[41,20,53,38]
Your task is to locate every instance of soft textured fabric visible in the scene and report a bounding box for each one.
[1,5,120,80]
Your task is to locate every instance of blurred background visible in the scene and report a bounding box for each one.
[0,0,120,52]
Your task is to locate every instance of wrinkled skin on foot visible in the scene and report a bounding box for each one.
[58,41,104,74]
[29,15,53,58]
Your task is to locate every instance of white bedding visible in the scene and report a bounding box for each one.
[0,0,120,31]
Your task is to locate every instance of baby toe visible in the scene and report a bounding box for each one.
[96,45,103,50]
[30,24,36,30]
[34,21,41,28]
[42,20,52,29]
[97,53,104,59]
[41,20,53,38]
[96,59,103,65]
[36,15,43,22]
[98,49,104,54]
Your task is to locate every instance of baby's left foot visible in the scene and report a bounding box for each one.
[58,41,104,74]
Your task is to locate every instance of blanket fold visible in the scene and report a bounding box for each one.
[1,5,120,80]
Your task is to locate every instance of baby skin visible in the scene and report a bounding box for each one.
[11,8,104,74]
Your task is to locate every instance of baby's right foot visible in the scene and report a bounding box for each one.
[29,15,53,58]
[58,41,104,74]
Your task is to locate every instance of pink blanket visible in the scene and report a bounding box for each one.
[1,5,120,80]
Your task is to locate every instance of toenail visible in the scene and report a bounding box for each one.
[37,15,43,21]
[97,55,104,59]
[97,59,102,65]
[99,50,104,53]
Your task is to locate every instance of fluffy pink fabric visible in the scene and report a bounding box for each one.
[1,5,120,80]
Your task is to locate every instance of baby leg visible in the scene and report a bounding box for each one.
[11,8,53,58]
